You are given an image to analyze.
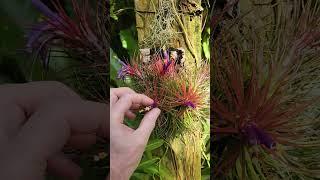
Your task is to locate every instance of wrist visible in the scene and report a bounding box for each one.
[110,165,131,180]
[110,156,131,180]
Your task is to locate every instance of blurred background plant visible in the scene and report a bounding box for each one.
[211,0,320,179]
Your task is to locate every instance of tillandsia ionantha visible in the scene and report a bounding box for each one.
[28,0,109,65]
[211,0,320,179]
[27,0,109,100]
[118,48,209,139]
[26,0,110,176]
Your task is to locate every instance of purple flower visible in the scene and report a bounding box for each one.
[31,0,59,20]
[26,22,51,51]
[256,127,276,149]
[163,59,173,73]
[184,101,196,109]
[117,60,140,80]
[163,50,169,61]
[151,101,158,108]
[242,123,276,149]
[160,50,173,74]
[27,0,64,53]
[242,123,259,145]
[117,61,128,80]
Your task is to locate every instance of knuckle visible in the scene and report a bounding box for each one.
[41,81,80,99]
[122,93,132,100]
[41,98,82,116]
[110,94,118,101]
[121,87,133,92]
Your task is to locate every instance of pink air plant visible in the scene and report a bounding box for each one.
[117,61,142,80]
[117,50,209,138]
[28,0,108,67]
[175,83,200,109]
[153,55,176,76]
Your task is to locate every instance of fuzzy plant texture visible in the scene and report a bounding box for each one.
[211,0,320,179]
[118,49,210,139]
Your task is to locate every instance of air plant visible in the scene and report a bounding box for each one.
[27,0,109,100]
[28,0,108,64]
[211,0,320,179]
[118,49,209,139]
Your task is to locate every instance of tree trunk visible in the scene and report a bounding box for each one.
[134,0,203,179]
[134,0,202,67]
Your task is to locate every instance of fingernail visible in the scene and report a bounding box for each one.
[154,108,161,115]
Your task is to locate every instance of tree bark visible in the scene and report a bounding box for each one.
[134,0,202,67]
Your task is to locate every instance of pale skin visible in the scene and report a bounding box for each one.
[109,88,161,180]
[0,81,160,180]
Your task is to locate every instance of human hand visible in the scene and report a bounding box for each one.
[109,88,161,180]
[0,81,108,180]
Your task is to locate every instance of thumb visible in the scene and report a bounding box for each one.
[135,108,161,140]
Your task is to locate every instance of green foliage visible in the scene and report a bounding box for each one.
[119,28,139,56]
[130,139,167,180]
[110,49,125,87]
[0,2,33,84]
[202,27,210,60]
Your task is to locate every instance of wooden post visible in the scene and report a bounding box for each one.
[134,0,203,179]
[134,0,202,68]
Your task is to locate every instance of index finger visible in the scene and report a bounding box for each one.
[112,94,154,123]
